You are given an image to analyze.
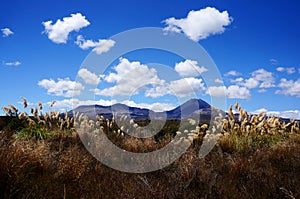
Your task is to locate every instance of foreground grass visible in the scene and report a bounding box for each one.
[0,126,299,199]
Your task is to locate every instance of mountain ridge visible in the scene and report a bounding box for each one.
[69,98,214,120]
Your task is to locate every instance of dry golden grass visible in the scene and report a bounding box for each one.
[0,99,299,198]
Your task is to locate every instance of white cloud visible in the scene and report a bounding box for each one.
[226,85,251,99]
[121,100,176,112]
[95,58,164,96]
[78,68,101,85]
[163,7,232,41]
[228,68,274,91]
[276,78,300,98]
[38,78,84,97]
[252,108,268,115]
[207,85,250,99]
[92,58,206,98]
[214,78,223,84]
[174,59,207,77]
[145,77,206,98]
[276,67,285,72]
[51,98,175,112]
[1,28,14,37]
[286,68,295,74]
[251,68,275,88]
[50,98,116,110]
[75,35,115,55]
[206,86,226,97]
[279,110,300,120]
[241,77,259,89]
[168,77,206,97]
[230,77,243,83]
[225,70,241,77]
[276,67,295,74]
[258,89,267,93]
[4,61,21,66]
[42,13,90,44]
[144,86,169,98]
[252,108,300,120]
[269,59,278,65]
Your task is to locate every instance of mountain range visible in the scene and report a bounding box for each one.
[69,98,215,121]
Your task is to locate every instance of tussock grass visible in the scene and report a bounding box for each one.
[0,99,299,198]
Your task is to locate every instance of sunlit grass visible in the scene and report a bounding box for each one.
[0,98,299,198]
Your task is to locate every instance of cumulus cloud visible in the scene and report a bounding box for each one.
[49,98,116,110]
[214,78,223,84]
[163,7,232,41]
[275,78,300,98]
[121,100,176,112]
[206,86,226,97]
[1,28,14,37]
[95,58,164,96]
[92,58,206,98]
[51,98,175,112]
[78,68,101,85]
[38,78,84,97]
[42,13,90,44]
[207,85,250,99]
[145,77,206,98]
[252,108,300,120]
[230,77,243,83]
[251,68,275,88]
[252,108,268,115]
[174,59,208,77]
[168,77,206,97]
[75,35,115,54]
[227,85,251,99]
[276,67,296,74]
[224,70,241,77]
[258,89,267,93]
[4,61,21,66]
[144,85,169,98]
[240,77,259,89]
[228,68,274,91]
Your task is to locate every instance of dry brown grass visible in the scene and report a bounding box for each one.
[0,100,300,198]
[0,127,299,198]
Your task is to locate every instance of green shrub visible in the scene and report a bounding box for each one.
[14,125,54,140]
[4,118,26,132]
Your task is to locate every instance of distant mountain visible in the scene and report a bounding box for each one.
[69,98,216,121]
[165,98,211,119]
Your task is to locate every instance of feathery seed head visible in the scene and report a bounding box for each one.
[9,104,18,113]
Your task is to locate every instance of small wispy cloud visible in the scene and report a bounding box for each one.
[224,70,241,77]
[3,61,21,66]
[1,28,14,37]
[75,35,115,55]
[269,58,278,65]
[214,78,223,84]
[276,67,296,74]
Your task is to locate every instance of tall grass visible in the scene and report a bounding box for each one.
[0,99,299,198]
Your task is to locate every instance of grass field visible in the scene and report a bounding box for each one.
[0,101,300,198]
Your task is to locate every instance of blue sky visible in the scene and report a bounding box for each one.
[1,0,300,119]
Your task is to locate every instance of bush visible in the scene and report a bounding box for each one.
[14,125,54,140]
[3,118,26,132]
